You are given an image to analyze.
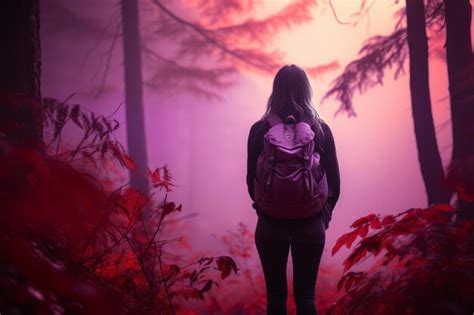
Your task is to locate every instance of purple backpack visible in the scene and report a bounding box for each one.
[254,113,328,219]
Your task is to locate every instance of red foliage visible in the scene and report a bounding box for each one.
[1,96,238,314]
[444,156,474,202]
[110,141,137,171]
[189,223,270,314]
[0,143,120,313]
[328,204,474,314]
[350,213,376,228]
[336,272,367,293]
[215,256,239,280]
[148,165,175,192]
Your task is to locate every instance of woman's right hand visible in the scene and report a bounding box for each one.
[321,202,332,230]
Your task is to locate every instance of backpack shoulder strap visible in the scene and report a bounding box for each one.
[266,113,282,127]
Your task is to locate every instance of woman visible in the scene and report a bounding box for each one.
[246,64,340,315]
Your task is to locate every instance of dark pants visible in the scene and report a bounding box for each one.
[255,212,326,315]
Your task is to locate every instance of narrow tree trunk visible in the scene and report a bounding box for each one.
[121,0,149,194]
[121,1,160,303]
[0,0,43,149]
[406,0,451,205]
[444,0,474,218]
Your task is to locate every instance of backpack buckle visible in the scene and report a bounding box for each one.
[268,154,277,167]
[302,154,310,166]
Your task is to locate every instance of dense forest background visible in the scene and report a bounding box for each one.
[39,0,456,256]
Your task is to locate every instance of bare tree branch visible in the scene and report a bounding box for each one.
[44,0,325,101]
[322,0,445,116]
[322,28,408,117]
[93,21,122,98]
[152,0,277,72]
[328,0,352,25]
[142,45,237,101]
[207,0,315,46]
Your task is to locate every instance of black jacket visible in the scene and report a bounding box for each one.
[246,118,341,219]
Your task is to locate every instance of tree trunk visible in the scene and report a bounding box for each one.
[121,0,149,194]
[406,0,451,205]
[444,0,474,219]
[0,0,43,149]
[121,1,160,303]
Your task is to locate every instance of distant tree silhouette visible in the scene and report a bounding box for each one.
[406,0,450,205]
[121,0,149,194]
[323,0,474,209]
[444,0,474,218]
[0,0,43,149]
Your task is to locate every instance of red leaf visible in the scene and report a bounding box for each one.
[429,204,455,212]
[109,142,136,171]
[343,246,368,272]
[163,264,180,282]
[336,276,345,293]
[422,206,453,223]
[161,201,182,217]
[121,154,137,171]
[401,209,420,223]
[358,224,369,238]
[350,213,376,228]
[200,279,213,294]
[215,256,238,279]
[370,217,382,229]
[336,272,367,293]
[363,236,382,255]
[346,230,359,249]
[147,167,161,183]
[117,188,147,220]
[381,215,396,226]
[332,231,355,255]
